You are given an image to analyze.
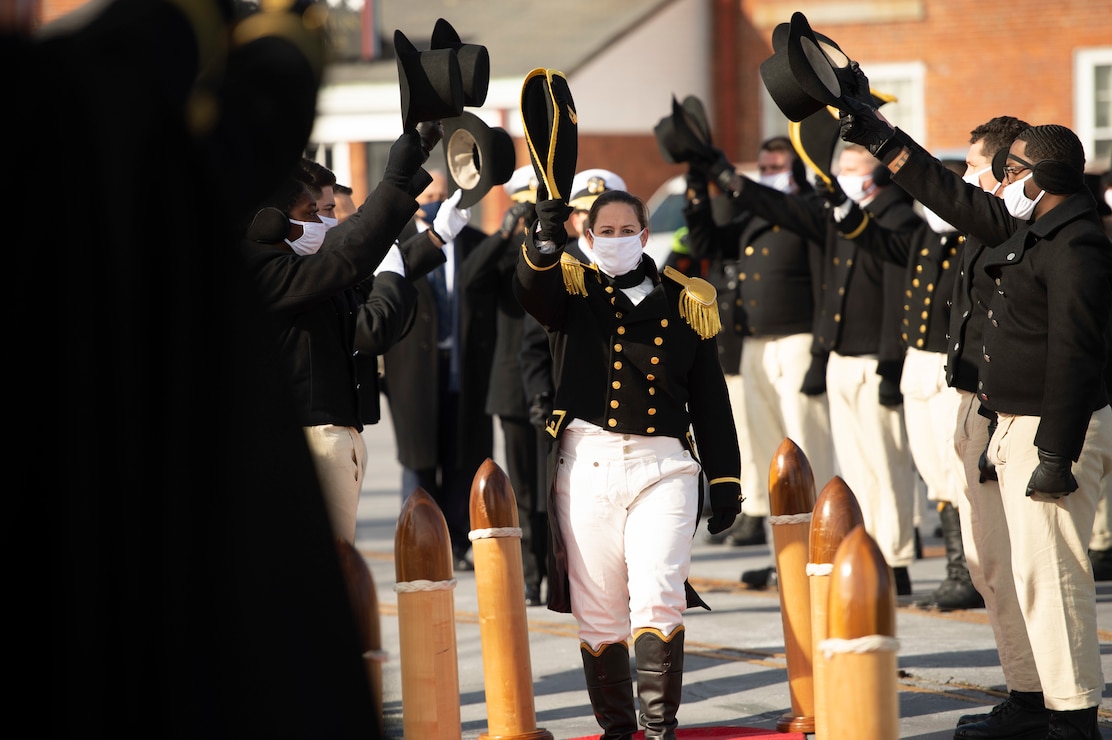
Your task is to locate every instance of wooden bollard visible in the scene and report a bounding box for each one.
[821,525,900,740]
[469,458,553,740]
[769,438,817,734]
[335,538,386,723]
[807,477,865,740]
[394,486,461,739]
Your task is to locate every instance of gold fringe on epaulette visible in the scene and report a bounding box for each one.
[679,287,722,339]
[663,265,721,339]
[561,253,587,296]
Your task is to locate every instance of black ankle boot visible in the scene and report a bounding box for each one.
[1046,707,1100,739]
[916,503,984,611]
[953,690,1049,739]
[581,641,638,740]
[634,628,685,740]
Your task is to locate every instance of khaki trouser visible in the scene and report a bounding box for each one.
[304,424,366,544]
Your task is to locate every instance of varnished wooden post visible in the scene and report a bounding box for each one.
[769,438,817,734]
[821,525,900,740]
[807,477,865,740]
[469,459,553,740]
[335,538,386,723]
[395,487,461,739]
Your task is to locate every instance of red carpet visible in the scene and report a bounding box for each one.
[569,728,805,739]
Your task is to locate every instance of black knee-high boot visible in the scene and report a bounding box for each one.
[634,628,685,740]
[581,641,637,740]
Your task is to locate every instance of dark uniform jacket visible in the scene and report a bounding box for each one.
[684,191,824,375]
[243,182,418,431]
[836,213,964,355]
[512,232,742,614]
[880,129,1112,460]
[382,224,496,473]
[720,179,919,382]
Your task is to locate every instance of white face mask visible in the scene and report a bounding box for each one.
[837,173,872,203]
[585,230,645,278]
[962,165,1000,194]
[285,219,328,255]
[922,207,954,234]
[759,171,793,194]
[1104,188,1112,211]
[1002,173,1044,220]
[319,214,339,231]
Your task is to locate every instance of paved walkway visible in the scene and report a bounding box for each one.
[356,403,1112,739]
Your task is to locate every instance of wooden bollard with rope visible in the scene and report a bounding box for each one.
[820,525,900,740]
[469,458,553,740]
[335,538,386,723]
[394,486,462,739]
[807,477,865,740]
[768,437,817,734]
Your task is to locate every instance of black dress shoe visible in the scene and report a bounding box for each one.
[1046,706,1100,739]
[957,691,1043,726]
[724,514,767,546]
[740,565,776,590]
[524,584,542,607]
[953,690,1049,739]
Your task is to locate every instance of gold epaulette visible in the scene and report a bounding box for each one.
[663,265,721,340]
[561,252,589,296]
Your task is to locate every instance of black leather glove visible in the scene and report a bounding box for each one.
[707,483,742,535]
[528,392,552,430]
[500,202,534,239]
[1026,449,1079,498]
[813,175,846,208]
[690,145,739,195]
[685,166,709,203]
[838,96,896,158]
[383,130,429,192]
[978,415,999,483]
[800,353,828,396]
[878,376,903,407]
[533,199,573,246]
[416,120,443,156]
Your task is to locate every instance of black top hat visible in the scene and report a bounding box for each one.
[789,89,896,184]
[760,12,874,122]
[395,28,464,132]
[430,18,490,108]
[520,67,578,202]
[654,94,714,165]
[441,111,516,208]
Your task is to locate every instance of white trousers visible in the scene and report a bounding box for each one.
[900,348,965,507]
[953,391,1040,693]
[986,407,1111,709]
[555,426,700,651]
[304,424,366,544]
[739,334,837,516]
[826,352,916,567]
[725,374,762,515]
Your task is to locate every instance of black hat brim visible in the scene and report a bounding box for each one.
[442,111,516,208]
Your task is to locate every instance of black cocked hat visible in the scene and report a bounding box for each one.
[654,94,714,165]
[520,67,578,202]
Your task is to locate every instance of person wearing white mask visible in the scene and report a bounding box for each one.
[243,131,444,544]
[841,101,1112,740]
[682,136,836,579]
[514,188,742,738]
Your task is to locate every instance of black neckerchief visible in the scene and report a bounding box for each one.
[605,263,648,289]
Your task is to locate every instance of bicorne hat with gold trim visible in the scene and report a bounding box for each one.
[520,68,578,202]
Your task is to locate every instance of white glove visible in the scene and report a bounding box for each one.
[431,188,471,243]
[373,243,406,277]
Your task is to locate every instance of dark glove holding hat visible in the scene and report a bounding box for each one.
[693,145,742,196]
[533,198,573,247]
[707,481,743,536]
[528,392,553,430]
[838,96,897,159]
[878,376,903,407]
[1026,449,1079,499]
[383,129,430,196]
[500,201,535,239]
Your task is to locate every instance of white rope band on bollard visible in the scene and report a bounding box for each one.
[394,578,457,593]
[769,512,812,526]
[818,635,900,659]
[363,649,390,663]
[468,526,522,540]
[806,562,834,577]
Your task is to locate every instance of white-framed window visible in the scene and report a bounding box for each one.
[1074,47,1112,172]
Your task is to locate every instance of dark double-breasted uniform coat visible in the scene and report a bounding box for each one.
[513,233,742,614]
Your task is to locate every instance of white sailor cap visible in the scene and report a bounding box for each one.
[503,165,539,203]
